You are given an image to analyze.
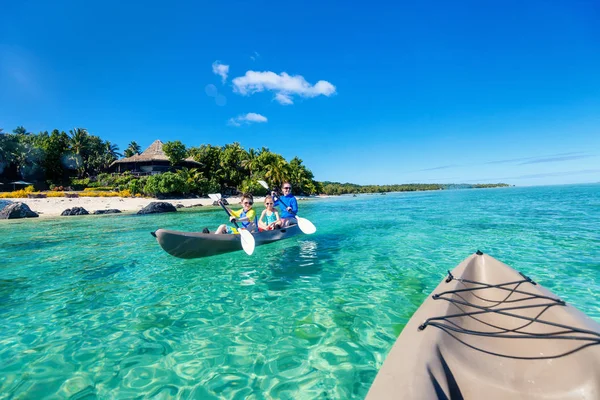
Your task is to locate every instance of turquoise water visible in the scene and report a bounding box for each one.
[1,184,599,399]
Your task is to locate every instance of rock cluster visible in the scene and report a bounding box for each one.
[93,209,122,215]
[0,202,39,219]
[61,207,89,216]
[137,202,177,215]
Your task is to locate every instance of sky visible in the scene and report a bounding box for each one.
[1,0,599,186]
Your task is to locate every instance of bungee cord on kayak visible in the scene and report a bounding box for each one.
[418,270,600,360]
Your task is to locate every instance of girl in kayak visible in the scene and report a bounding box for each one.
[258,195,281,231]
[215,193,258,234]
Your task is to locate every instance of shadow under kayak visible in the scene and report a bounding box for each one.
[367,251,600,399]
[152,224,302,259]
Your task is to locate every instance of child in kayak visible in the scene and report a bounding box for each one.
[258,195,281,231]
[215,193,258,234]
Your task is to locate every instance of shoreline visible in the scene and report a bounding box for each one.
[0,195,321,218]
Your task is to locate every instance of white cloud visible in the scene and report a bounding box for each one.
[275,93,293,105]
[232,70,336,105]
[250,51,260,61]
[212,61,229,83]
[228,112,268,127]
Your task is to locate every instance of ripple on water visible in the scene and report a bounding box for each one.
[0,184,599,398]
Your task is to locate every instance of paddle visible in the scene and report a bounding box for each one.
[208,193,255,255]
[258,180,317,234]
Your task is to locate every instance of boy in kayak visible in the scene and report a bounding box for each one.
[258,195,282,231]
[272,182,298,227]
[215,193,258,234]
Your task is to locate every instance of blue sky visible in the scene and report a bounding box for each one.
[1,0,599,186]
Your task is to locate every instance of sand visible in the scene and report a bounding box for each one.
[1,195,320,218]
[2,196,246,218]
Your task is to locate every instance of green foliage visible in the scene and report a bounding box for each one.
[163,140,188,165]
[128,178,145,195]
[1,125,509,198]
[143,172,186,195]
[317,182,510,195]
[239,178,266,195]
[123,141,141,158]
[70,177,91,189]
[219,142,247,190]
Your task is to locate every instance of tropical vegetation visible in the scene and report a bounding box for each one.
[0,126,509,197]
[318,182,510,195]
[0,127,320,197]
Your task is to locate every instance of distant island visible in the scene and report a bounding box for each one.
[319,182,510,195]
[0,126,509,198]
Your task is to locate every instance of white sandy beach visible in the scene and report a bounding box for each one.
[2,196,245,218]
[2,195,321,218]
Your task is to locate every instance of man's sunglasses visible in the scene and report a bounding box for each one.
[283,187,291,189]
[243,201,253,205]
[265,202,273,205]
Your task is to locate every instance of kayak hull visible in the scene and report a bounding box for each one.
[153,224,301,259]
[367,252,600,399]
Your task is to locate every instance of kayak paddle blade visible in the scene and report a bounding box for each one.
[208,193,222,202]
[258,180,269,190]
[297,216,316,234]
[239,229,255,255]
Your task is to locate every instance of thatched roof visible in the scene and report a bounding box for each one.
[111,140,200,165]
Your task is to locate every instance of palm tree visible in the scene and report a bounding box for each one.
[241,148,259,177]
[105,141,122,159]
[99,141,121,170]
[68,128,89,155]
[68,128,89,176]
[176,168,205,194]
[264,157,290,187]
[124,141,141,158]
[13,126,29,136]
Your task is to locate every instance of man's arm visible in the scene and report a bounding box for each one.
[290,197,298,214]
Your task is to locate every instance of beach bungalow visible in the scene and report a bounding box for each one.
[109,140,201,174]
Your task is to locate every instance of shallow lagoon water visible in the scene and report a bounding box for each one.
[1,184,599,398]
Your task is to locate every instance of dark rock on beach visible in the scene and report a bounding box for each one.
[186,204,203,208]
[212,199,228,206]
[175,204,184,209]
[0,202,39,219]
[61,207,89,216]
[93,209,122,215]
[137,202,177,215]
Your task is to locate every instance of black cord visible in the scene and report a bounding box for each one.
[418,273,600,359]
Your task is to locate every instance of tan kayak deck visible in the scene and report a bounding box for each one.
[367,252,600,399]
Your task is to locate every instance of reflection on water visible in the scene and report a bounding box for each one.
[298,240,318,265]
[1,184,599,398]
[263,240,325,291]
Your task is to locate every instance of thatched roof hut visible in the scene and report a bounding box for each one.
[110,140,200,174]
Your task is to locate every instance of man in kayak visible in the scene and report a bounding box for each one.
[272,182,298,227]
[215,193,258,234]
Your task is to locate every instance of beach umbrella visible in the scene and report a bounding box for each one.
[10,181,33,190]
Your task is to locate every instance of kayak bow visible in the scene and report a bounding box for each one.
[367,251,600,399]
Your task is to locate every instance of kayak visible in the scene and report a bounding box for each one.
[152,224,301,259]
[367,251,600,399]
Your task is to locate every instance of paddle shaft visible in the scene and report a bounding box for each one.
[267,187,295,216]
[217,201,242,230]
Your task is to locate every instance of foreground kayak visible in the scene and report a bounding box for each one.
[152,224,301,259]
[367,251,600,399]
